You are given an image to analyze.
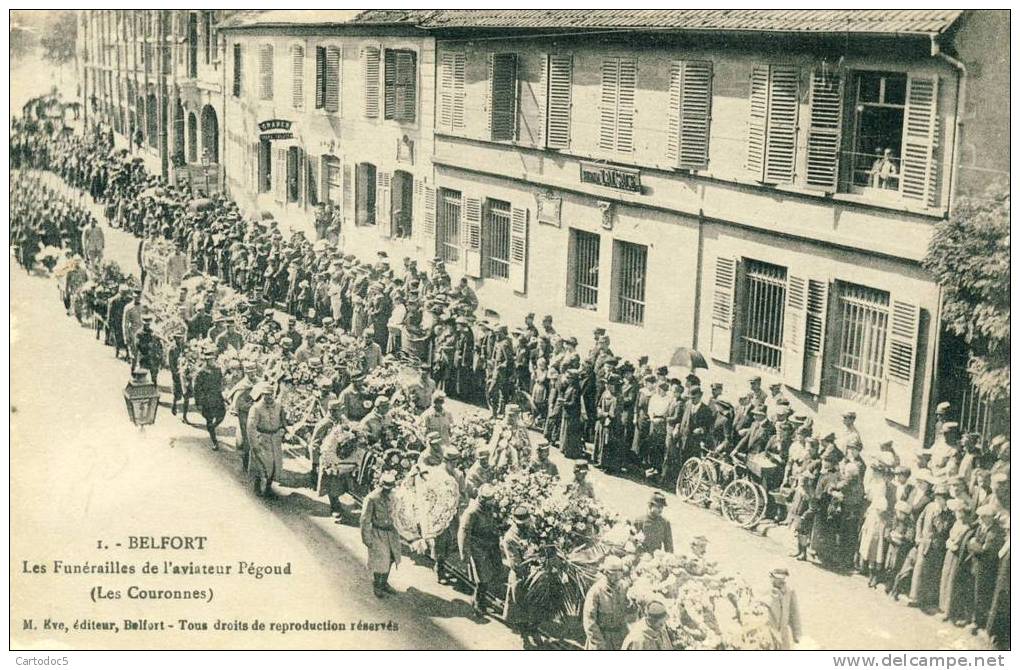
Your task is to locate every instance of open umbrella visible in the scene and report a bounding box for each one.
[669,346,709,370]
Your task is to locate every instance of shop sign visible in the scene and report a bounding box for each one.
[259,119,293,140]
[579,161,642,193]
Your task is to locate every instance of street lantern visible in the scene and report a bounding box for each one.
[123,370,160,428]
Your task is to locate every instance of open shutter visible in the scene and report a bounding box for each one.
[421,184,436,255]
[764,65,799,184]
[259,44,273,100]
[884,299,920,426]
[746,66,769,180]
[342,163,353,223]
[314,46,326,109]
[383,50,396,119]
[376,171,391,237]
[488,53,518,141]
[666,61,683,164]
[710,256,738,363]
[362,46,380,118]
[438,52,453,131]
[805,69,843,191]
[396,51,416,122]
[452,52,465,129]
[509,206,528,294]
[803,278,829,395]
[900,75,939,207]
[232,44,243,97]
[324,46,341,113]
[463,197,482,277]
[291,44,304,110]
[782,275,808,391]
[598,58,619,151]
[546,54,572,149]
[274,148,286,203]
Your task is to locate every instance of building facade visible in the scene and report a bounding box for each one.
[77,9,1009,453]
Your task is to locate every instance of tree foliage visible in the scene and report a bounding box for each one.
[39,11,77,66]
[923,182,1010,400]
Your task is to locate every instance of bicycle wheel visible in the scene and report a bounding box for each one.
[676,458,709,503]
[721,478,765,528]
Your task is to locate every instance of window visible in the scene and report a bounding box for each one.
[232,44,243,97]
[258,44,273,101]
[833,282,889,405]
[849,72,906,190]
[355,162,376,226]
[286,146,301,203]
[362,46,380,118]
[598,57,636,153]
[666,60,713,170]
[570,229,600,310]
[315,46,341,112]
[203,11,212,65]
[613,241,647,326]
[483,199,511,280]
[489,53,518,141]
[384,49,416,122]
[291,44,304,110]
[740,259,787,371]
[322,156,341,204]
[545,54,572,149]
[258,138,272,193]
[746,64,799,184]
[438,51,465,132]
[437,189,462,262]
[187,12,198,78]
[391,170,414,238]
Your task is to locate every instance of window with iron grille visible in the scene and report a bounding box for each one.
[740,259,787,372]
[384,49,416,122]
[613,240,647,326]
[833,281,889,405]
[570,229,600,310]
[438,189,462,263]
[483,199,511,280]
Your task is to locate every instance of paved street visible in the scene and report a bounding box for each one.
[10,183,988,650]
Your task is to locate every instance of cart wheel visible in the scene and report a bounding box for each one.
[721,479,765,528]
[676,458,710,503]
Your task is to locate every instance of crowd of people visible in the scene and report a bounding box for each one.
[9,111,1010,651]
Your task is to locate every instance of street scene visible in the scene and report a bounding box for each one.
[10,9,1009,652]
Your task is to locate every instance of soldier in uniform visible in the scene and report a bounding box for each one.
[338,372,371,422]
[582,556,631,650]
[431,447,466,584]
[622,600,673,650]
[464,447,495,498]
[633,491,674,554]
[192,346,226,450]
[418,390,454,445]
[132,315,161,387]
[566,461,595,500]
[766,568,802,649]
[458,484,504,619]
[528,442,559,479]
[360,471,402,598]
[502,506,539,645]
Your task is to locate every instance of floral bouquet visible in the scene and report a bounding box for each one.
[319,423,367,477]
[381,406,429,454]
[448,415,494,470]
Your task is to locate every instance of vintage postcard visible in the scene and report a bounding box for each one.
[9,8,1010,654]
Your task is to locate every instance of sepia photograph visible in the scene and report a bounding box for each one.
[8,7,1011,655]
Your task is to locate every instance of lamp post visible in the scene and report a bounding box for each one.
[123,370,160,429]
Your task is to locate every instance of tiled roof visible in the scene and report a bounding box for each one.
[417,9,964,35]
[218,10,363,29]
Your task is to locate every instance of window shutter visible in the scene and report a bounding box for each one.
[544,54,573,151]
[342,163,353,222]
[509,206,528,294]
[764,65,799,184]
[488,53,518,141]
[383,50,396,119]
[375,171,392,237]
[805,69,843,191]
[274,148,286,202]
[599,58,619,152]
[452,52,465,129]
[325,46,341,113]
[668,60,713,170]
[616,58,636,153]
[710,256,738,363]
[884,299,920,426]
[782,275,808,391]
[803,278,829,395]
[291,45,304,110]
[396,51,416,122]
[900,75,939,208]
[362,46,380,119]
[439,52,453,131]
[463,197,482,277]
[314,47,325,109]
[421,184,437,255]
[259,44,273,101]
[746,66,769,180]
[232,44,242,97]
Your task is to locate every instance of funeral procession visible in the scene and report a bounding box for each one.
[9,9,1010,653]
